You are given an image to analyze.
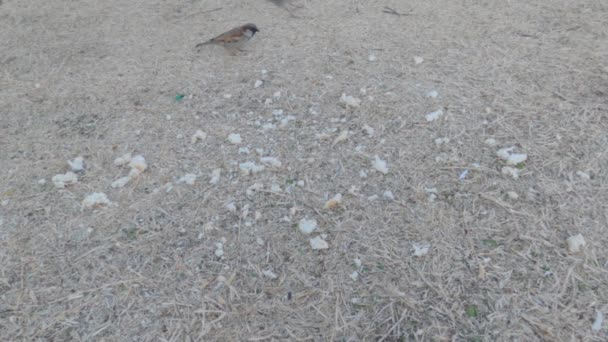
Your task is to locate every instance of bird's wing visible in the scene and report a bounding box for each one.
[210,27,245,44]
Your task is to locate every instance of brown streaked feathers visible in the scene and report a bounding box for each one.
[196,23,259,49]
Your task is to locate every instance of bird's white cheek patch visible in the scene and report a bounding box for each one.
[244,30,254,38]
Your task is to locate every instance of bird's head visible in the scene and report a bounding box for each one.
[243,23,260,36]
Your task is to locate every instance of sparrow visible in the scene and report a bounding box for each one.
[196,23,260,53]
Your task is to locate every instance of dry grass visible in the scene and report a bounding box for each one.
[1,0,608,340]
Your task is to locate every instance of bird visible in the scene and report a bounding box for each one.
[195,23,260,54]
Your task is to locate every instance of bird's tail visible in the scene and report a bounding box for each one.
[195,40,213,48]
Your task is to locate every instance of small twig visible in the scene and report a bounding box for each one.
[479,193,535,218]
[179,7,222,20]
[48,279,141,304]
[378,308,408,342]
[382,6,410,17]
[533,80,573,103]
[516,31,539,39]
[248,333,278,341]
[551,91,568,101]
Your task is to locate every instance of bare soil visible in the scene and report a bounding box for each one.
[1,0,608,340]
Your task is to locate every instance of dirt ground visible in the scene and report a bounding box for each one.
[1,0,608,340]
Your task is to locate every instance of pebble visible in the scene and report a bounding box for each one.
[82,193,111,209]
[413,242,430,257]
[227,133,242,145]
[68,156,85,172]
[496,146,527,165]
[225,202,237,213]
[298,218,318,235]
[215,242,224,257]
[178,173,197,185]
[52,172,78,188]
[506,191,519,200]
[425,90,439,98]
[383,191,395,201]
[434,137,450,146]
[484,138,497,146]
[425,109,444,122]
[576,171,591,181]
[592,311,604,332]
[239,162,265,176]
[111,176,131,188]
[310,236,329,250]
[566,234,586,253]
[129,155,147,173]
[191,130,207,144]
[209,168,221,185]
[339,93,361,109]
[262,269,278,280]
[372,155,389,174]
